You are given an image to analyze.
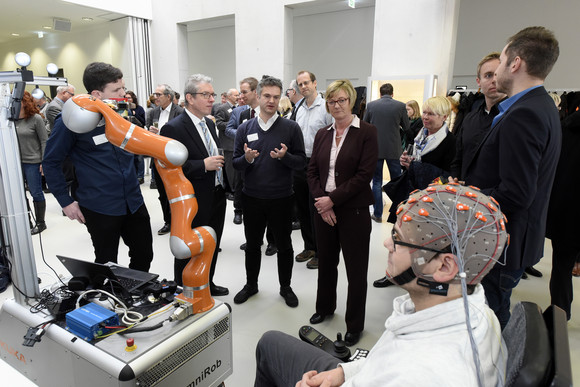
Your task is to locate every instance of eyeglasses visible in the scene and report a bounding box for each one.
[191,92,217,100]
[152,93,162,97]
[327,98,349,107]
[391,228,449,254]
[65,91,75,96]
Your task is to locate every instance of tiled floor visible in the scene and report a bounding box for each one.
[1,178,578,386]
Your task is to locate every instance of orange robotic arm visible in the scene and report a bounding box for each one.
[61,94,215,313]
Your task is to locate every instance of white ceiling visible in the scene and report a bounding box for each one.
[0,0,126,45]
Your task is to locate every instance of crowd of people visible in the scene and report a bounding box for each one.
[23,24,575,385]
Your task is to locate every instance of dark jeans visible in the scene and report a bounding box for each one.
[233,170,244,215]
[372,159,401,218]
[22,163,44,202]
[242,194,294,287]
[255,331,339,387]
[549,238,578,320]
[481,264,525,329]
[81,204,154,272]
[293,166,316,252]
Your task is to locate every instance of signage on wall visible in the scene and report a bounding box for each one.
[348,0,355,8]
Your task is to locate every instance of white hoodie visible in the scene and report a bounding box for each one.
[340,285,506,386]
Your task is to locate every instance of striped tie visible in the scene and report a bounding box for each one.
[199,119,223,187]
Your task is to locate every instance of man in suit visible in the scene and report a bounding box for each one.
[363,83,409,223]
[45,84,75,132]
[226,77,258,225]
[215,88,239,199]
[463,26,561,328]
[146,84,184,234]
[161,74,229,296]
[232,76,306,307]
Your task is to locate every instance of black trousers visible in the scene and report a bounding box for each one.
[174,186,227,286]
[549,238,578,320]
[314,206,371,333]
[81,204,154,272]
[152,162,171,224]
[242,193,294,287]
[293,166,316,252]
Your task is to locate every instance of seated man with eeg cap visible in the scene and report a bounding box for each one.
[254,183,508,387]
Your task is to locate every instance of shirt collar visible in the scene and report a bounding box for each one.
[258,112,278,130]
[162,102,173,112]
[498,85,542,115]
[184,107,203,126]
[328,114,359,130]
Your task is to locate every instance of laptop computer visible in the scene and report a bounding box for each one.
[57,255,159,293]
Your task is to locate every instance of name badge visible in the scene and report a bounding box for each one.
[93,133,108,145]
[247,133,259,142]
[227,108,233,113]
[242,119,248,123]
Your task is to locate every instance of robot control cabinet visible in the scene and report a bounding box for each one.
[0,55,232,386]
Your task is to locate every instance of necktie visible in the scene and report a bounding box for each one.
[250,109,255,118]
[199,119,223,187]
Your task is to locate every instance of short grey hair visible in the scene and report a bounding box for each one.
[289,79,300,93]
[257,76,283,96]
[158,84,176,101]
[184,74,212,106]
[57,84,75,94]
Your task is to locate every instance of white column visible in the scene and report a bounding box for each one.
[371,0,460,95]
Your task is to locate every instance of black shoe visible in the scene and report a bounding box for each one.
[218,247,222,253]
[292,220,301,230]
[306,257,319,269]
[280,286,298,307]
[373,276,394,288]
[138,178,144,184]
[370,215,382,223]
[226,193,235,201]
[295,249,315,262]
[233,213,243,225]
[30,222,47,235]
[345,331,361,346]
[234,285,258,304]
[157,223,170,235]
[309,312,332,324]
[521,271,529,280]
[265,244,278,256]
[240,241,264,250]
[525,266,543,278]
[210,284,229,296]
[150,180,157,189]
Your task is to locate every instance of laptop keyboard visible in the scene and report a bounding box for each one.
[117,276,142,290]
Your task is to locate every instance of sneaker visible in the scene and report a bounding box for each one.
[295,249,315,262]
[280,286,298,307]
[234,285,258,304]
[306,257,319,269]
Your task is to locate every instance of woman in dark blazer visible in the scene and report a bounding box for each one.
[307,79,378,347]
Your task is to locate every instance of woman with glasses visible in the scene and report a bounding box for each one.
[307,79,378,347]
[15,91,49,234]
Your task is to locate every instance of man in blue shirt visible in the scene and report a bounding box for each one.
[43,62,154,272]
[463,26,561,327]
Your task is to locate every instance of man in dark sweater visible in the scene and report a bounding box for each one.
[232,76,306,307]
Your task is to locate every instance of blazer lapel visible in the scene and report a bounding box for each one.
[182,113,210,157]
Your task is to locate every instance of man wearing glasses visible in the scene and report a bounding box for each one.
[46,84,75,132]
[146,84,184,234]
[292,70,332,270]
[254,184,507,387]
[161,74,229,296]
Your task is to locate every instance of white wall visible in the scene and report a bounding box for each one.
[186,26,236,96]
[0,18,142,100]
[292,5,375,89]
[452,0,580,90]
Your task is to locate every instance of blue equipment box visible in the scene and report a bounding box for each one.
[66,302,119,341]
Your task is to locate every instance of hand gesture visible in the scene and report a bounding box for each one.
[270,143,288,159]
[244,143,260,162]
